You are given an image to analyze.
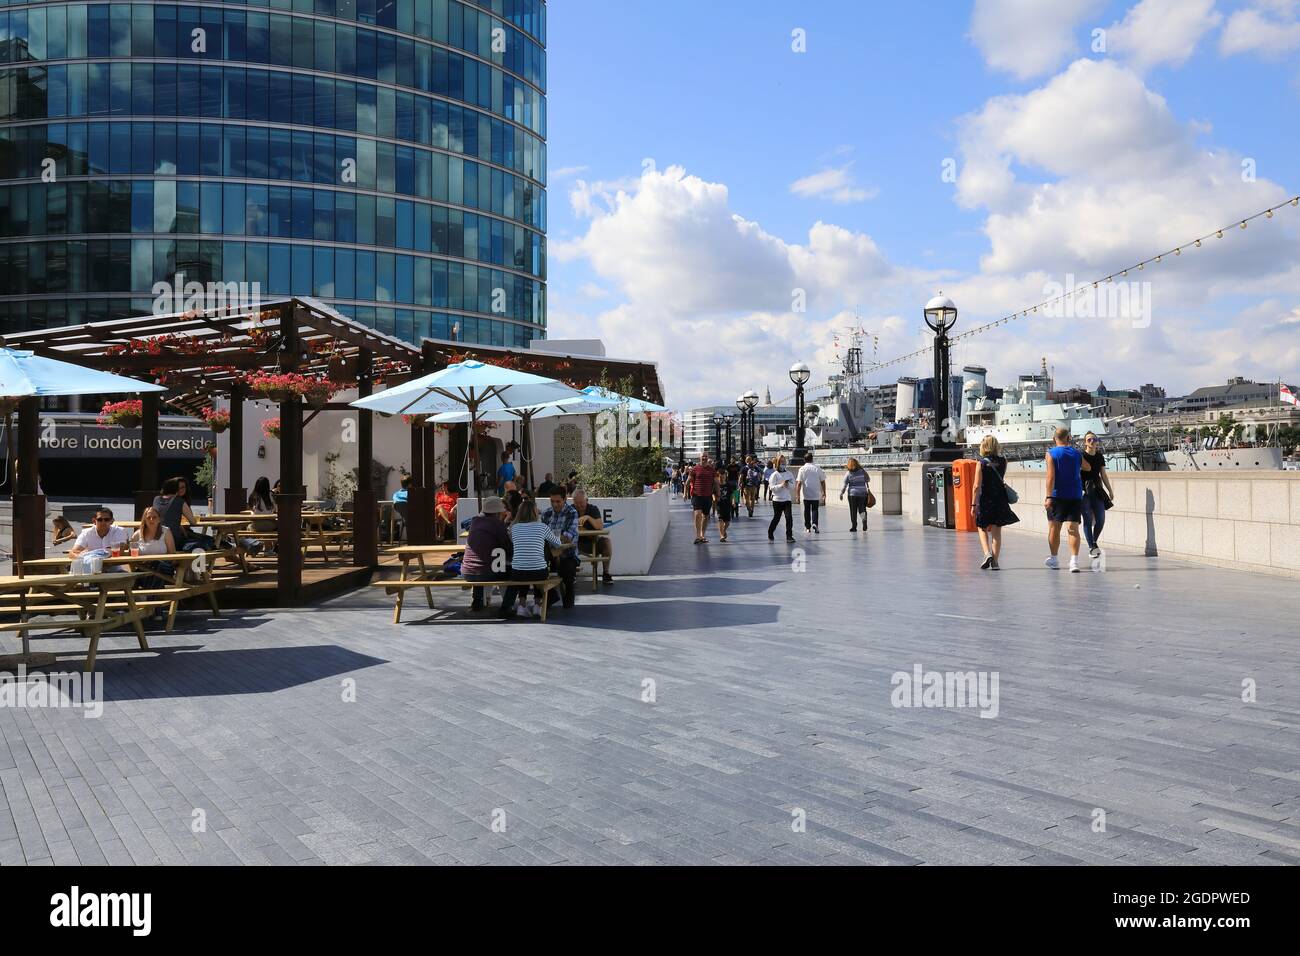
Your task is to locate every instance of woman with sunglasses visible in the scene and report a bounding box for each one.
[1079,432,1114,560]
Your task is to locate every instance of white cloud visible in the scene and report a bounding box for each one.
[1106,0,1222,71]
[943,53,1300,393]
[789,165,879,204]
[550,164,590,180]
[969,0,1105,80]
[955,58,1292,278]
[1220,1,1300,57]
[549,59,1300,407]
[551,166,921,406]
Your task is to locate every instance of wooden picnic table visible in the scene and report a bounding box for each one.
[19,552,224,631]
[0,571,150,671]
[381,544,464,622]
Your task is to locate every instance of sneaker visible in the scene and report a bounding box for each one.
[1069,557,1080,573]
[1089,546,1100,558]
[990,557,1000,570]
[980,555,993,570]
[812,525,819,534]
[602,574,614,586]
[767,533,775,541]
[1044,555,1059,570]
[785,535,796,543]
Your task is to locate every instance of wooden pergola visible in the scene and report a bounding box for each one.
[0,298,664,604]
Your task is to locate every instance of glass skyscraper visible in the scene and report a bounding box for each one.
[0,0,546,348]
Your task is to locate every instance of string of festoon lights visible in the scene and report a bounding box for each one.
[865,194,1300,374]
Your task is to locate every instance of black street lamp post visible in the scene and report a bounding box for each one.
[737,390,759,458]
[711,412,725,461]
[789,362,810,464]
[922,294,962,462]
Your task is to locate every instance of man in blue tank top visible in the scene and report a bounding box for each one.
[1043,427,1084,572]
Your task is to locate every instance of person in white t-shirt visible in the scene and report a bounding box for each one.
[796,452,827,534]
[69,508,131,556]
[766,455,796,542]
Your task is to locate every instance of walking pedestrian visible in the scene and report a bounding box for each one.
[839,457,871,532]
[742,455,762,516]
[970,436,1018,570]
[1080,431,1114,562]
[762,460,774,501]
[796,451,827,534]
[1044,427,1084,572]
[689,452,720,544]
[766,455,796,541]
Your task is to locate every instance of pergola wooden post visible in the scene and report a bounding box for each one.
[276,302,304,605]
[134,393,160,519]
[352,348,378,567]
[15,398,44,562]
[223,383,246,514]
[406,417,430,544]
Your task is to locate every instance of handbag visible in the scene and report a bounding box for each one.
[984,458,1017,503]
[865,490,877,509]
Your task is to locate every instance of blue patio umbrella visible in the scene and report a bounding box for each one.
[350,360,578,500]
[579,386,668,414]
[0,348,165,659]
[0,348,169,401]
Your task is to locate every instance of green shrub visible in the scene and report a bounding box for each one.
[576,445,664,497]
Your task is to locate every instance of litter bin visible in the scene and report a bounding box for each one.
[922,464,954,529]
[951,459,978,532]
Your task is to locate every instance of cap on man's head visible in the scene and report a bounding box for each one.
[481,495,506,514]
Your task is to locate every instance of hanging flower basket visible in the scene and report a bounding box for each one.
[303,379,337,409]
[402,414,430,427]
[201,407,231,433]
[98,399,143,429]
[242,371,335,405]
[262,417,281,441]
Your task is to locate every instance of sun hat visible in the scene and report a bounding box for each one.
[481,495,506,514]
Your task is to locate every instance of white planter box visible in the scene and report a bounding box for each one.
[455,488,669,575]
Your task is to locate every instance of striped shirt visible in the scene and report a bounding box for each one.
[508,521,563,572]
[841,468,870,497]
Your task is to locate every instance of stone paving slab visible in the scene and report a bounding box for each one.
[0,498,1297,865]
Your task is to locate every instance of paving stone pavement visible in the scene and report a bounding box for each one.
[1,498,1298,866]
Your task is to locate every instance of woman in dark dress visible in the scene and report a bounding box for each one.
[970,435,1018,570]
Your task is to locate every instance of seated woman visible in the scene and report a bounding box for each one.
[130,507,178,602]
[51,515,76,547]
[434,481,459,542]
[246,476,277,555]
[500,497,564,620]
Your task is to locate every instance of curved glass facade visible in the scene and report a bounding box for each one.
[0,0,546,347]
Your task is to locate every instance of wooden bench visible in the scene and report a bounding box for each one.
[373,575,564,622]
[0,572,152,671]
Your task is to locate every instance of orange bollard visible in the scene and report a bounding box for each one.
[951,459,978,532]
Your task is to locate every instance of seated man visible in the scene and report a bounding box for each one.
[69,508,130,556]
[460,496,512,612]
[536,473,558,498]
[540,488,580,609]
[572,488,614,585]
[392,475,411,503]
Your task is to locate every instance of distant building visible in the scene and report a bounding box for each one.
[683,404,795,458]
[1171,377,1283,411]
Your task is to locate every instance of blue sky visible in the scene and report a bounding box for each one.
[541,0,1300,407]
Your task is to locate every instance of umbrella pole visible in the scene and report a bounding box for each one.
[468,403,480,506]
